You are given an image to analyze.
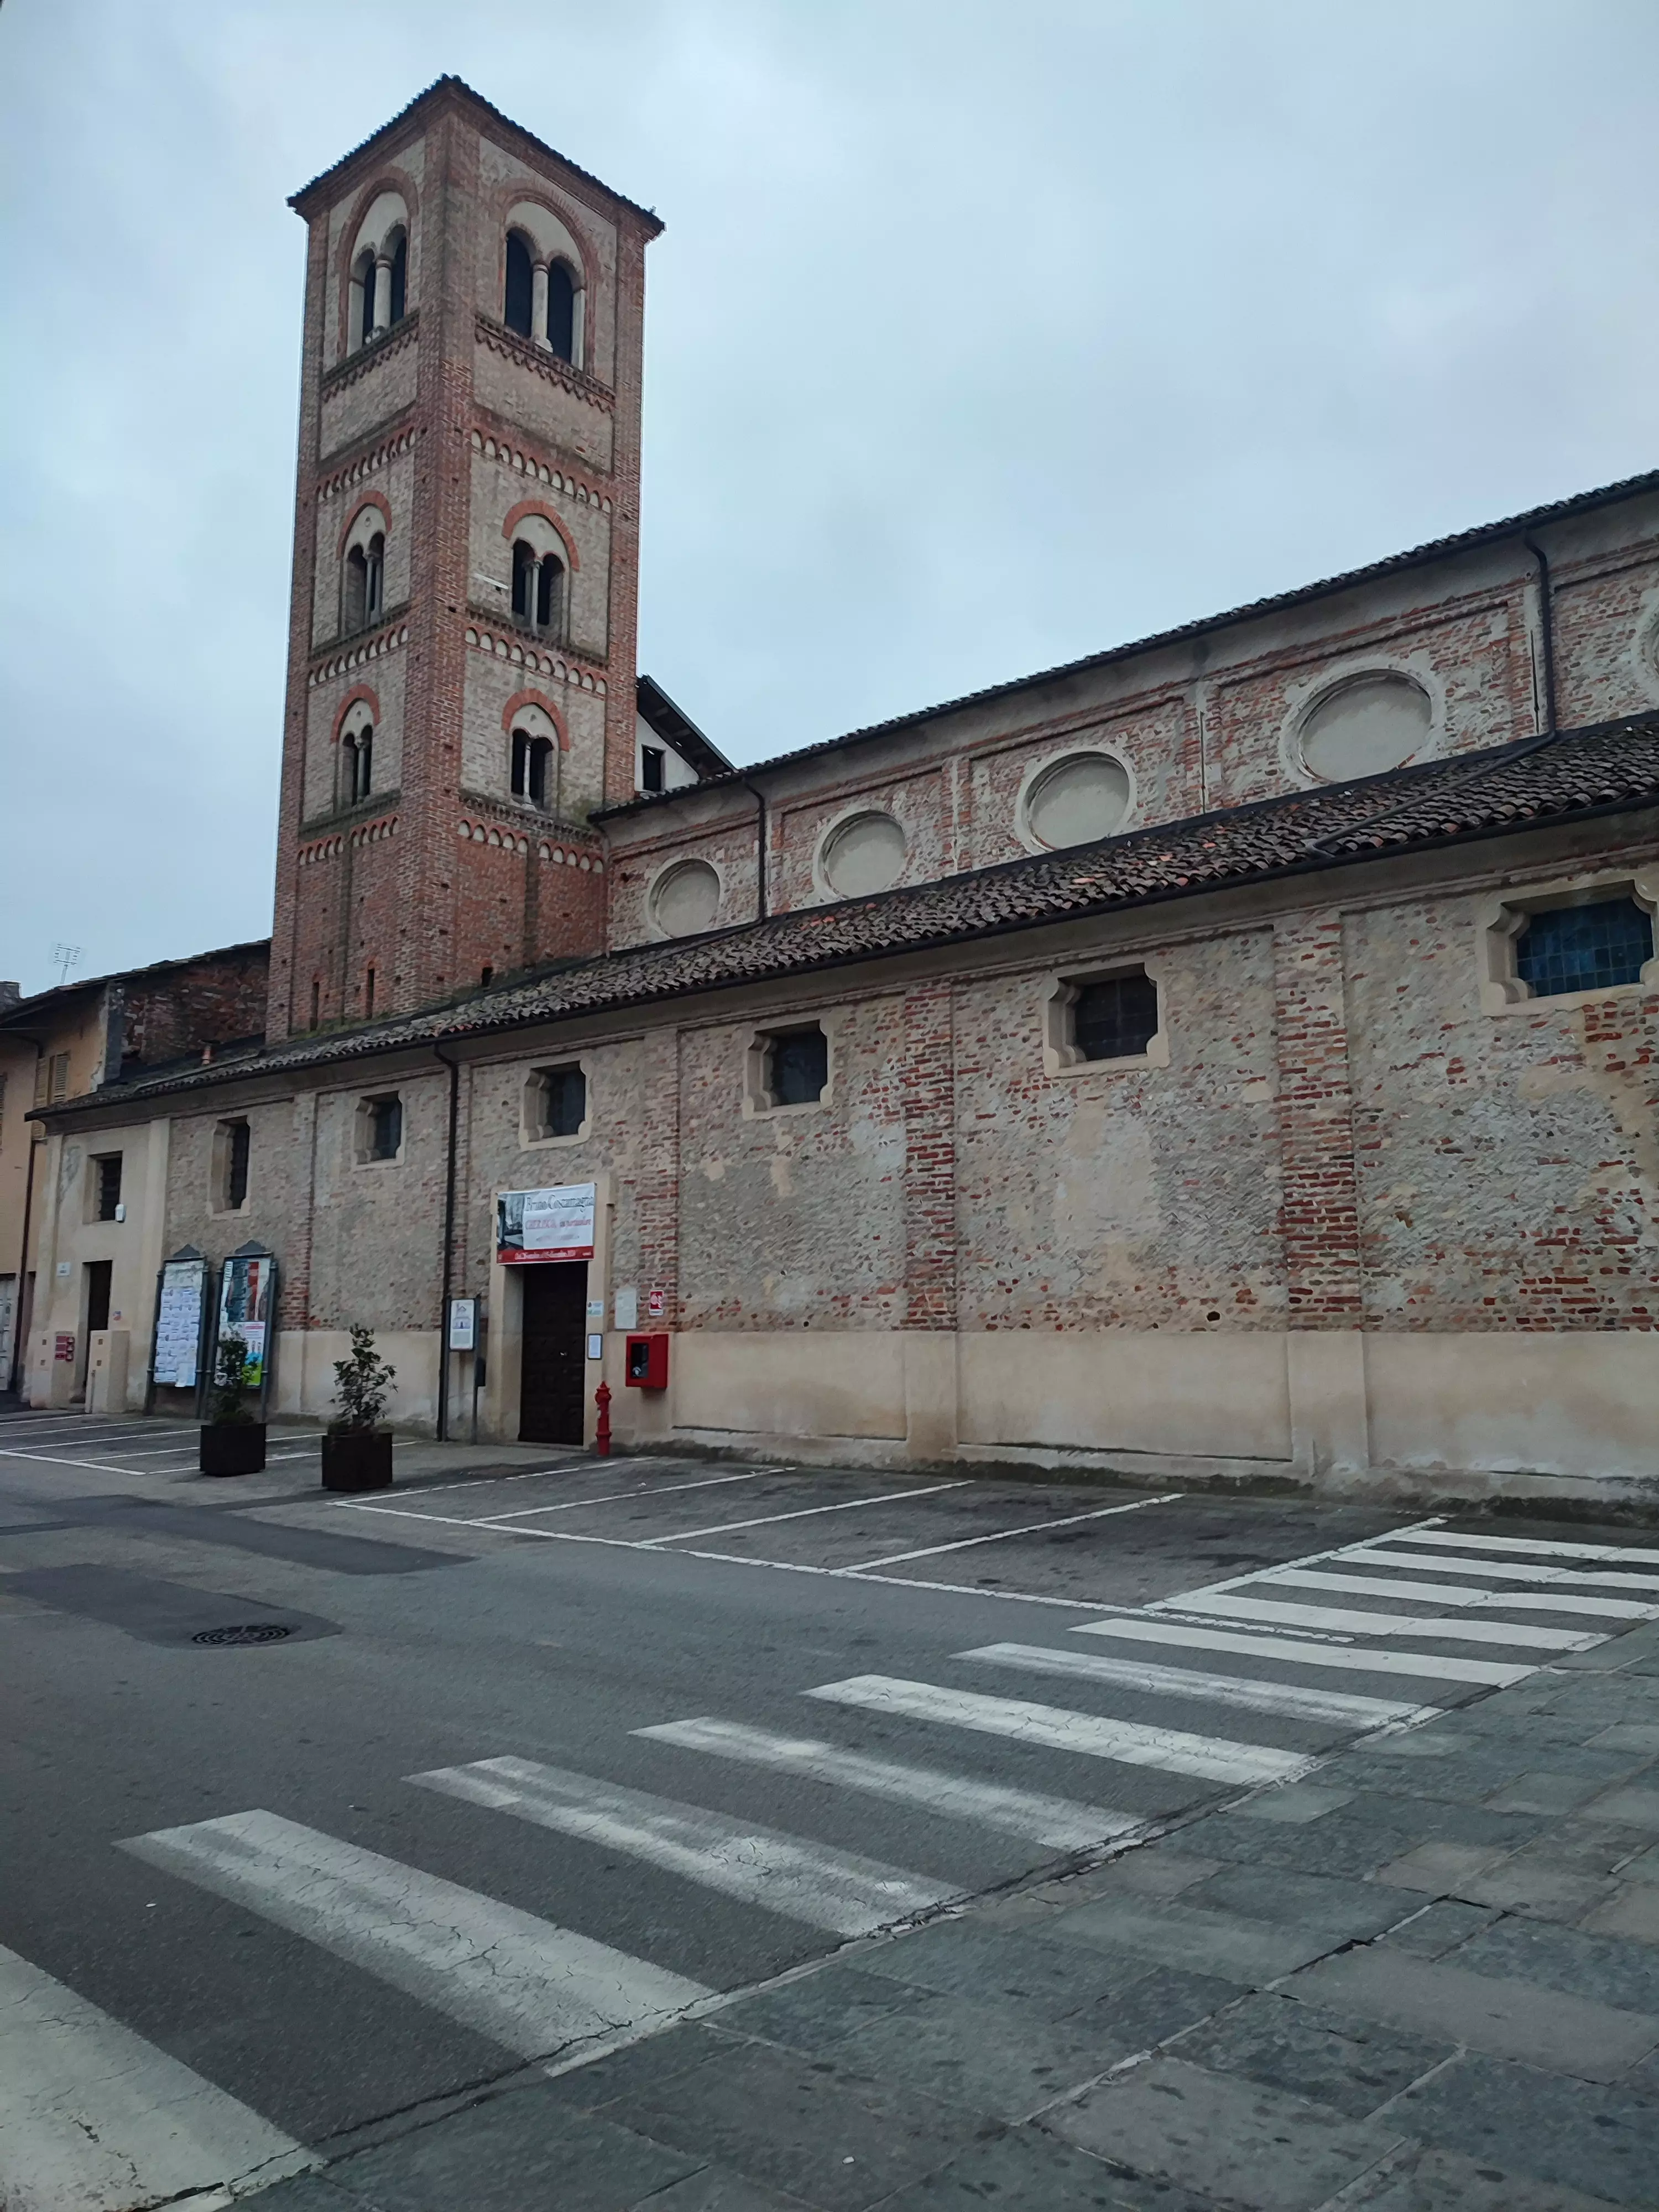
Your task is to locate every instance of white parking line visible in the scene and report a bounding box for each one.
[639,1480,971,1548]
[478,1467,782,1522]
[847,1492,1178,1571]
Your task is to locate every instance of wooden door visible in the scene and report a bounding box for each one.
[519,1262,588,1444]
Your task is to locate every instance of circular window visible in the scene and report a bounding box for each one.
[1298,674,1432,782]
[1024,752,1131,851]
[821,812,906,898]
[651,859,721,937]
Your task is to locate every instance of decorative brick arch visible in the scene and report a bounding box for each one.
[332,684,382,742]
[501,499,580,570]
[337,491,392,559]
[502,688,570,750]
[332,165,421,359]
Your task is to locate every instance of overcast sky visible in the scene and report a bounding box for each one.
[4,2,1659,995]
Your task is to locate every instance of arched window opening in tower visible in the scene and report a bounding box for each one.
[512,729,556,811]
[341,726,373,807]
[345,547,368,633]
[365,532,385,623]
[547,262,576,362]
[388,233,406,324]
[510,540,564,638]
[353,250,377,349]
[504,232,535,338]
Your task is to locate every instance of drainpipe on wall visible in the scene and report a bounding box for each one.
[433,1043,462,1442]
[8,1042,43,1396]
[1524,534,1559,736]
[740,779,768,921]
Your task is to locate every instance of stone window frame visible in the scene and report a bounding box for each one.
[1013,740,1139,858]
[811,801,910,902]
[520,1057,592,1150]
[209,1119,252,1218]
[742,1010,844,1121]
[86,1152,124,1226]
[1476,866,1659,1016]
[354,1092,405,1167]
[1276,653,1447,789]
[1042,954,1171,1080]
[646,853,726,942]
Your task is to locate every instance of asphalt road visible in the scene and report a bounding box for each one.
[4,1408,1650,2207]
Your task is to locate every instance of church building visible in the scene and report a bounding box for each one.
[19,77,1659,1501]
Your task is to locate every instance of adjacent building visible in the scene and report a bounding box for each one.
[19,79,1659,1500]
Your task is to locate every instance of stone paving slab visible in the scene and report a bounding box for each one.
[243,1592,1659,2211]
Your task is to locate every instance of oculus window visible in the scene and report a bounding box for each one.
[651,858,721,937]
[1298,673,1432,782]
[1024,752,1131,850]
[1515,899,1653,998]
[821,811,906,898]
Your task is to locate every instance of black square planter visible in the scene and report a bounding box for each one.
[321,1430,394,1492]
[200,1423,267,1477]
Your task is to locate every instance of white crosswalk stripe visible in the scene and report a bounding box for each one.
[1260,1566,1657,1619]
[1072,1611,1534,1684]
[958,1641,1439,1729]
[804,1674,1310,1785]
[122,1809,709,2059]
[0,1940,311,2211]
[1336,1546,1659,1592]
[1385,1527,1659,1566]
[1154,1590,1600,1651]
[410,1756,956,1934]
[633,1715,1132,1849]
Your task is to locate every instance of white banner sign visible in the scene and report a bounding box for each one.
[497,1182,597,1264]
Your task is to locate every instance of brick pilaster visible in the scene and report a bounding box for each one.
[635,1026,681,1327]
[1272,910,1364,1323]
[901,982,958,1328]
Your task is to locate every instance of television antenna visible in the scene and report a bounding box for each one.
[50,943,82,987]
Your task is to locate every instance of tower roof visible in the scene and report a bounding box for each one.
[288,75,663,233]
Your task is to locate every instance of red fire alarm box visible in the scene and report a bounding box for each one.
[624,1332,669,1389]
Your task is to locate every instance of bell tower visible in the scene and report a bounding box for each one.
[267,78,661,1042]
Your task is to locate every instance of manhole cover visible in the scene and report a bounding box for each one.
[191,1624,295,1646]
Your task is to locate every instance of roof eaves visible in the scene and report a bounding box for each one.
[289,76,662,232]
[594,465,1659,820]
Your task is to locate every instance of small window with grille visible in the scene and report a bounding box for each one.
[1072,973,1160,1061]
[527,1063,588,1142]
[214,1119,251,1212]
[1515,899,1653,998]
[748,1023,831,1113]
[92,1154,123,1222]
[357,1094,403,1164]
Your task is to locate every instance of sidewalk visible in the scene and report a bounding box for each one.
[238,1617,1659,2210]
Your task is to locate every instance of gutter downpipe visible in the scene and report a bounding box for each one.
[1524,534,1558,736]
[740,779,768,920]
[433,1042,461,1442]
[8,1041,43,1396]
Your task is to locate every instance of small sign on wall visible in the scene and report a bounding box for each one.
[613,1286,639,1331]
[586,1333,604,1361]
[54,1334,75,1363]
[447,1297,478,1352]
[647,1288,666,1319]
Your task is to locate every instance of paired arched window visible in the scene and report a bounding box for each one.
[343,530,385,634]
[347,192,410,354]
[502,213,583,366]
[510,536,564,637]
[339,711,374,807]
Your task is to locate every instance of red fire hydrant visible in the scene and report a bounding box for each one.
[594,1380,612,1457]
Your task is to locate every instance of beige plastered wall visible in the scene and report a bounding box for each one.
[599,1324,1659,1499]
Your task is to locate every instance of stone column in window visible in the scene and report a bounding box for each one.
[531,260,551,352]
[373,256,394,336]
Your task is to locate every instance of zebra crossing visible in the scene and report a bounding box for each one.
[8,1512,1657,2208]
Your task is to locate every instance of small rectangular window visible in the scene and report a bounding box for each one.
[532,1064,587,1140]
[93,1154,122,1221]
[1515,898,1653,998]
[1072,973,1159,1062]
[221,1119,251,1210]
[767,1025,828,1107]
[640,745,665,794]
[48,1052,69,1103]
[361,1094,403,1161]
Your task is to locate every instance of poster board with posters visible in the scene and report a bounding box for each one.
[496,1183,597,1264]
[217,1245,276,1394]
[152,1251,209,1390]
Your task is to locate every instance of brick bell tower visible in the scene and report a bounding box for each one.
[267,79,661,1042]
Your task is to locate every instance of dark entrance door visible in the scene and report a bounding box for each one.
[85,1261,112,1335]
[519,1262,588,1444]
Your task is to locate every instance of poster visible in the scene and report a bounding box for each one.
[218,1251,275,1388]
[153,1257,207,1388]
[497,1182,596,1264]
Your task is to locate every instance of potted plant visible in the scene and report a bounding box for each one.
[199,1332,267,1475]
[321,1324,397,1491]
